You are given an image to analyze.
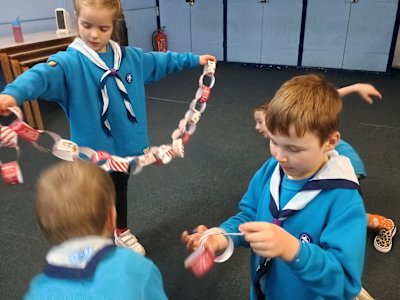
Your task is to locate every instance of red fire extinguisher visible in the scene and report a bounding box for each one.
[152,26,168,52]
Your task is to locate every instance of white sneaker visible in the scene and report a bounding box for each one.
[114,229,146,255]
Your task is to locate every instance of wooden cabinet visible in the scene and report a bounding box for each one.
[302,0,399,72]
[226,0,303,66]
[159,0,224,60]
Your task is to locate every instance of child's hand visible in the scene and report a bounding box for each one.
[199,55,217,66]
[181,225,229,254]
[239,222,300,261]
[337,83,382,104]
[0,94,17,116]
[354,83,382,104]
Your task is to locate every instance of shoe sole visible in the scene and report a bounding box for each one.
[115,239,146,256]
[374,225,396,253]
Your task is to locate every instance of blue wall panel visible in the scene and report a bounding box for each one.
[121,0,156,10]
[124,8,158,52]
[190,0,223,59]
[159,0,192,53]
[343,0,399,71]
[0,0,398,71]
[159,0,223,59]
[261,0,302,66]
[302,0,349,69]
[227,0,263,63]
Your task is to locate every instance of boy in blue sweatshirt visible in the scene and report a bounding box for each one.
[182,74,367,300]
[25,160,167,299]
[254,84,396,254]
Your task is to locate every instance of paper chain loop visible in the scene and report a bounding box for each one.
[0,61,217,185]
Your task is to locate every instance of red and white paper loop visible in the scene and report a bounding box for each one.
[184,227,237,278]
[103,156,131,173]
[0,126,18,148]
[52,139,79,161]
[199,228,235,263]
[1,161,23,185]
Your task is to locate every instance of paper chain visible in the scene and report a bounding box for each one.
[0,61,217,185]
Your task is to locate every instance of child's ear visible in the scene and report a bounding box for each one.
[103,207,116,236]
[324,131,340,152]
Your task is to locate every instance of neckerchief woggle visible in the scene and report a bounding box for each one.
[69,38,136,135]
[254,151,360,300]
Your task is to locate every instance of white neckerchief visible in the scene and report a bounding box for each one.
[270,150,359,221]
[69,38,136,133]
[46,236,113,269]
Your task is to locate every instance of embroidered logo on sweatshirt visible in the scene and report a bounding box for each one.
[299,233,312,244]
[126,73,133,84]
[69,247,93,264]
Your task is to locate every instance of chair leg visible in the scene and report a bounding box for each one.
[10,60,36,128]
[30,100,44,130]
[22,102,35,128]
[21,66,44,130]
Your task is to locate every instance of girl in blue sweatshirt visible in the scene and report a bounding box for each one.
[0,0,216,255]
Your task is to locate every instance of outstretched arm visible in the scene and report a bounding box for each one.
[338,83,382,104]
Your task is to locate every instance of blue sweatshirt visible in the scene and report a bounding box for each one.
[220,156,366,300]
[24,236,167,299]
[2,45,200,157]
[336,139,366,178]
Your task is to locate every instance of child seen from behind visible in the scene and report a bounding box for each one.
[25,161,167,299]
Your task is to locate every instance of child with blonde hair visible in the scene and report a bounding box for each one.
[0,0,216,254]
[25,161,167,299]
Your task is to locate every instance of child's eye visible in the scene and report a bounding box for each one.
[289,148,302,153]
[100,27,111,32]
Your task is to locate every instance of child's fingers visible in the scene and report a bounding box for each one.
[181,230,190,244]
[239,221,270,233]
[0,110,11,116]
[181,230,202,251]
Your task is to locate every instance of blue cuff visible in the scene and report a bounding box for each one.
[287,242,310,271]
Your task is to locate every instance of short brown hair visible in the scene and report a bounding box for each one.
[35,160,115,245]
[266,74,342,144]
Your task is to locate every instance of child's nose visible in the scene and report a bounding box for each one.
[275,150,288,163]
[90,29,99,39]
